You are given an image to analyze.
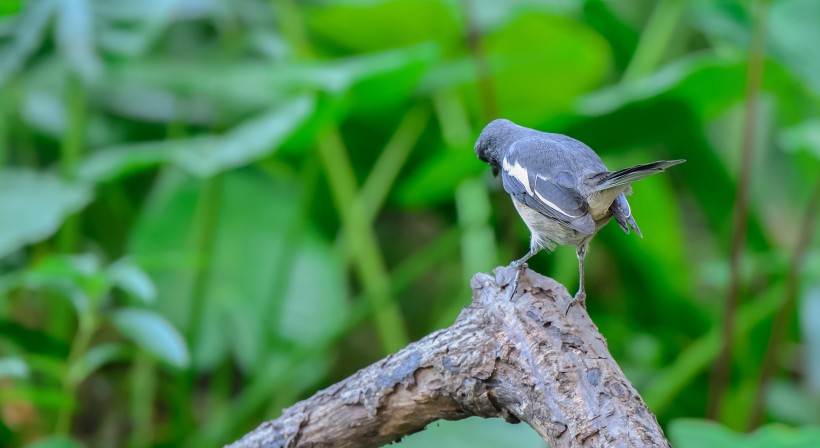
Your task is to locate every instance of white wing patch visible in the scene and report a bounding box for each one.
[502,157,533,195]
[534,175,582,218]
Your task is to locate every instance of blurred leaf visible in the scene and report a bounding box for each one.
[79,95,315,181]
[693,0,820,96]
[94,0,181,57]
[780,120,820,161]
[55,0,101,81]
[345,42,439,112]
[19,254,107,313]
[482,13,610,125]
[0,170,92,259]
[276,235,349,346]
[768,0,820,95]
[766,380,820,426]
[305,0,460,53]
[399,417,545,448]
[577,54,808,121]
[98,44,438,123]
[800,285,820,394]
[0,0,22,16]
[110,308,189,368]
[19,60,123,146]
[396,146,484,207]
[0,386,72,409]
[68,343,132,384]
[0,320,69,357]
[106,258,156,303]
[130,169,347,373]
[23,436,83,448]
[0,0,55,85]
[0,356,29,379]
[669,418,820,448]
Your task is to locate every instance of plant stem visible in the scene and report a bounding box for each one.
[55,313,96,435]
[336,105,430,257]
[58,74,86,251]
[747,177,820,429]
[130,353,156,448]
[707,0,768,420]
[622,0,685,81]
[0,84,7,165]
[317,129,409,352]
[459,0,497,121]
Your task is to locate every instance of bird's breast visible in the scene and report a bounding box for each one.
[512,199,588,247]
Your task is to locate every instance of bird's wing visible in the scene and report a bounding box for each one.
[501,141,595,235]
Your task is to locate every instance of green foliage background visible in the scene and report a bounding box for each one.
[1,0,820,446]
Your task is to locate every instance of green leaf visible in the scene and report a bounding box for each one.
[97,45,437,124]
[0,356,29,379]
[19,254,107,313]
[55,0,101,81]
[129,169,348,373]
[78,95,315,181]
[780,120,820,161]
[106,258,156,303]
[482,13,610,125]
[0,320,70,357]
[396,146,484,207]
[0,386,72,409]
[399,417,544,448]
[305,0,461,53]
[765,380,820,426]
[0,0,55,85]
[693,0,820,97]
[110,308,189,368]
[669,419,820,448]
[277,236,349,346]
[23,436,83,448]
[69,343,132,384]
[0,0,22,16]
[0,170,92,259]
[800,286,820,393]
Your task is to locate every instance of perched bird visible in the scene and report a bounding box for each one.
[474,119,684,308]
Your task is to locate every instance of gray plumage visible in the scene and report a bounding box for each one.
[474,118,684,307]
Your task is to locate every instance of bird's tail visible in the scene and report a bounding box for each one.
[593,159,685,191]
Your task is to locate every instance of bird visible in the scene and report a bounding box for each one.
[474,118,684,310]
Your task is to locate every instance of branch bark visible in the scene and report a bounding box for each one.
[228,266,669,448]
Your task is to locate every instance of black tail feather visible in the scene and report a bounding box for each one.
[594,159,685,191]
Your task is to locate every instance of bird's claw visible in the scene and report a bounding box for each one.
[565,291,587,315]
[507,259,530,301]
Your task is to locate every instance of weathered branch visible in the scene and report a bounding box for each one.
[228,266,669,448]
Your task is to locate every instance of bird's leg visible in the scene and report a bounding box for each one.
[508,240,539,300]
[566,244,588,314]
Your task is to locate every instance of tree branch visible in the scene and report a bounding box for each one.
[228,267,669,448]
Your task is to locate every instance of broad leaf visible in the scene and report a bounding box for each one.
[23,436,83,448]
[129,169,348,373]
[79,95,315,181]
[669,419,820,448]
[0,170,92,259]
[106,257,156,303]
[68,343,132,384]
[0,356,29,379]
[110,308,189,368]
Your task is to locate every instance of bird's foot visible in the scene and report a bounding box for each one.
[565,290,587,315]
[508,262,528,301]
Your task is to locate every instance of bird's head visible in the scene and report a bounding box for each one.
[474,118,520,177]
